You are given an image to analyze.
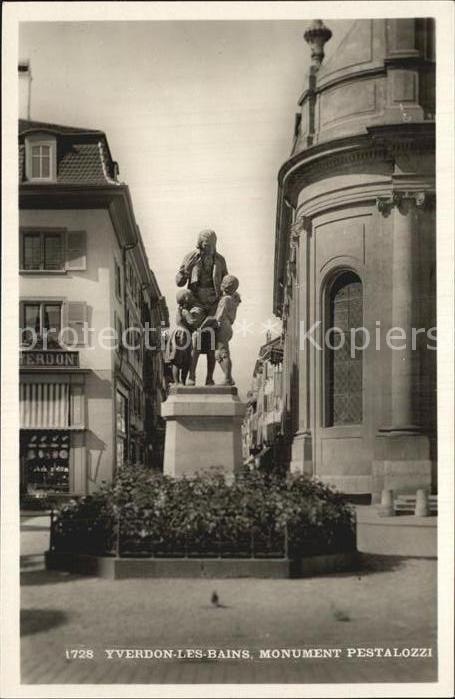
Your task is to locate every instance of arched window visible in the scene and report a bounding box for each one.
[326,271,363,426]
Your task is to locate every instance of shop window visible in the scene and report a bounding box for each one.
[21,231,64,271]
[21,301,62,345]
[325,271,363,426]
[20,430,70,493]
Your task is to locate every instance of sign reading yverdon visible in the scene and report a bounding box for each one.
[20,351,79,368]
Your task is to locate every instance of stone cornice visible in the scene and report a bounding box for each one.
[20,183,139,248]
[366,122,435,147]
[20,182,128,209]
[297,180,435,219]
[273,124,435,316]
[376,190,436,216]
[279,124,434,197]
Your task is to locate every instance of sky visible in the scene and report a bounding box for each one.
[19,19,352,394]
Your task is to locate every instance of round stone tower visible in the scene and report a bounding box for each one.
[274,19,436,500]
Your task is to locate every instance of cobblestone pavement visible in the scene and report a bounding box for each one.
[20,515,437,685]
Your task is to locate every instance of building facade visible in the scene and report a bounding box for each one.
[274,19,436,501]
[19,118,168,498]
[242,336,287,470]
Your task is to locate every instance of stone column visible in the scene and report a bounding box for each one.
[390,194,418,429]
[290,215,313,475]
[373,191,433,500]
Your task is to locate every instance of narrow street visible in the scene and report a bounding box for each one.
[21,514,437,684]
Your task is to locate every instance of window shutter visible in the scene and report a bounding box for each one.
[62,302,87,347]
[66,231,87,271]
[44,233,64,270]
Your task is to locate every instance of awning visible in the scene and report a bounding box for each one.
[20,383,69,428]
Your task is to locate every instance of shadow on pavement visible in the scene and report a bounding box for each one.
[21,568,91,586]
[356,553,420,575]
[315,556,406,580]
[21,608,68,636]
[20,555,45,570]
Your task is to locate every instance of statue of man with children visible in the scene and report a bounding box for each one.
[165,229,241,387]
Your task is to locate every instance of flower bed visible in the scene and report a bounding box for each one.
[50,466,355,559]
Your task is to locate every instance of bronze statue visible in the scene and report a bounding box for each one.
[165,289,204,385]
[212,274,241,385]
[175,230,239,385]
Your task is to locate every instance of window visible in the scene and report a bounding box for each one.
[21,302,62,345]
[115,313,124,352]
[25,137,56,182]
[31,144,51,178]
[326,271,363,426]
[21,231,64,271]
[116,389,128,467]
[20,430,70,494]
[132,382,143,417]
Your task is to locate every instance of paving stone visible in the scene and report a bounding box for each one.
[20,516,437,685]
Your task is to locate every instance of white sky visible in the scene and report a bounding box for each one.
[19,19,352,394]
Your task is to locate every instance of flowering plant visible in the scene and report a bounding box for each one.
[52,465,355,557]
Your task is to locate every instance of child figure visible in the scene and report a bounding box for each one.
[213,274,241,385]
[166,289,204,385]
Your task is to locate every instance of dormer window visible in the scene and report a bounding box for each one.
[31,143,51,178]
[25,134,56,182]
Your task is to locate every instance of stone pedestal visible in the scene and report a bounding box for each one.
[161,386,246,478]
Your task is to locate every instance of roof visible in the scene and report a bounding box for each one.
[19,118,104,136]
[19,119,118,186]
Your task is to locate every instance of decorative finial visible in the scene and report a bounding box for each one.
[304,20,332,68]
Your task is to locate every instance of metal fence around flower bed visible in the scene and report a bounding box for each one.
[49,511,289,559]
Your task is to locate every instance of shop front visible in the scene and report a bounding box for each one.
[19,350,88,497]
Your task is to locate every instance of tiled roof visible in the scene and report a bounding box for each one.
[58,143,110,184]
[19,119,103,136]
[19,119,118,186]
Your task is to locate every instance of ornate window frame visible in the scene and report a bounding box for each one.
[322,266,364,428]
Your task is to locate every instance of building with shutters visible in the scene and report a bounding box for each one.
[241,335,286,471]
[19,117,169,498]
[274,19,436,501]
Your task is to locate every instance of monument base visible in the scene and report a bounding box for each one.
[160,385,246,478]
